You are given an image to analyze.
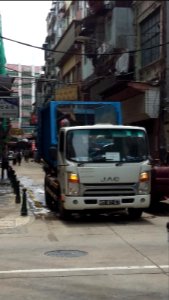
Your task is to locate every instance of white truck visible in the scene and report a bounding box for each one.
[38,101,151,220]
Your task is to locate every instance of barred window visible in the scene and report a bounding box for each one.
[140,8,160,67]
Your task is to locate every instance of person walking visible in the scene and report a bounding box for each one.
[23,149,29,162]
[1,149,9,180]
[16,150,22,166]
[12,151,17,165]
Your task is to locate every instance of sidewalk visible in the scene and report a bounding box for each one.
[0,161,49,230]
[0,179,33,231]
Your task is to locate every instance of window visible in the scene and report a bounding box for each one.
[140,8,160,67]
[105,15,112,42]
[22,99,31,106]
[66,129,149,163]
[22,95,31,100]
[9,71,18,76]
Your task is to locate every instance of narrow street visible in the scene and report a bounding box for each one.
[0,160,168,299]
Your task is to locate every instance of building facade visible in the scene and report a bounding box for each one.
[40,0,169,159]
[7,63,42,135]
[132,0,164,157]
[43,0,89,103]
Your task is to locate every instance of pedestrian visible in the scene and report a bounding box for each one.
[1,149,9,180]
[12,151,17,165]
[59,118,70,128]
[23,149,29,162]
[16,151,22,166]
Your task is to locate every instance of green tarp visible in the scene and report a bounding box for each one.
[0,14,6,75]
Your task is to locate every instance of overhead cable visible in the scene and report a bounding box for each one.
[0,35,168,57]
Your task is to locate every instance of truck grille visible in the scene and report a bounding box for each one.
[82,183,136,197]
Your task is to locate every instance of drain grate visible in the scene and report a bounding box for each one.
[45,249,88,257]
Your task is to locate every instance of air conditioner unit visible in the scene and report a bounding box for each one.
[104,0,113,9]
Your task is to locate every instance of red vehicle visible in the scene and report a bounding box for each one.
[151,160,169,204]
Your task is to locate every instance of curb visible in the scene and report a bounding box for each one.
[0,184,33,230]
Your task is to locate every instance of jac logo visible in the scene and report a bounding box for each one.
[101,177,120,183]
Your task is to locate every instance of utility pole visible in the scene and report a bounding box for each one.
[158,1,167,161]
[164,0,169,152]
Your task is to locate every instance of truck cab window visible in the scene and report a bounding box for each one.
[66,129,148,163]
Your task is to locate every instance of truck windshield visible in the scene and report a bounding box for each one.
[66,129,149,163]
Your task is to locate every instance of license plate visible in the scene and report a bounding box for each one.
[99,200,120,205]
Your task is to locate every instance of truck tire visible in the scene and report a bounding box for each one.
[127,208,143,220]
[44,187,53,209]
[58,201,71,220]
[44,186,60,212]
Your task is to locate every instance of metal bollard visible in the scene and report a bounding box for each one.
[21,188,28,216]
[166,222,169,242]
[7,166,12,180]
[10,169,14,185]
[11,170,16,191]
[13,174,17,195]
[15,180,21,204]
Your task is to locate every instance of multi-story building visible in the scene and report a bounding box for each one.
[41,0,169,159]
[131,0,166,157]
[80,0,167,157]
[79,0,134,100]
[7,63,42,135]
[43,0,89,103]
[0,74,14,153]
[43,0,135,103]
[164,1,169,152]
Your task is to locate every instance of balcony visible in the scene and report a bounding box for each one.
[22,88,32,95]
[88,0,105,13]
[88,0,132,14]
[80,12,96,36]
[22,112,31,118]
[22,100,31,106]
[79,1,113,37]
[58,1,66,13]
[54,20,81,67]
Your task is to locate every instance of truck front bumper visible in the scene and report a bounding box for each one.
[62,195,150,211]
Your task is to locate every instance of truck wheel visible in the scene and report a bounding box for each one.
[127,208,143,220]
[45,188,53,209]
[58,201,71,220]
[44,176,56,210]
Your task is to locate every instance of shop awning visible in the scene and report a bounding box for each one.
[105,81,154,101]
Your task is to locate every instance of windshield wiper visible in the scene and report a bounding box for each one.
[77,162,85,166]
[91,157,106,162]
[115,162,123,166]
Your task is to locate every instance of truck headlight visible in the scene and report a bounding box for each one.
[138,172,150,194]
[67,173,80,195]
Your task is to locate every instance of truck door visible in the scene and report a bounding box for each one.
[57,131,66,187]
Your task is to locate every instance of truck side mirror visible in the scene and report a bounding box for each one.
[49,145,57,161]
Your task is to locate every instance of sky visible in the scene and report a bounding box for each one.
[0,1,52,67]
